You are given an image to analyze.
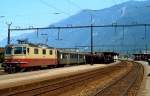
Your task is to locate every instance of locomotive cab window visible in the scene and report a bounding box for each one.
[43,49,46,55]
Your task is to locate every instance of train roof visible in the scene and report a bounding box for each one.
[6,43,55,49]
[133,53,150,55]
[59,50,87,54]
[5,39,55,49]
[95,52,119,55]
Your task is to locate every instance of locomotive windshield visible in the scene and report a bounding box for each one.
[14,47,22,54]
[5,47,13,54]
[14,47,26,54]
[5,46,26,55]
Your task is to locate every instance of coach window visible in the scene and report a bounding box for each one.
[34,49,38,54]
[63,54,66,58]
[49,50,53,55]
[43,49,46,55]
[60,54,63,59]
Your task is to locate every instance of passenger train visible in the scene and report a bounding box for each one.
[3,41,118,73]
[3,43,86,73]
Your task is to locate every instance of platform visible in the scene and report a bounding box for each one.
[137,61,150,96]
[0,62,120,90]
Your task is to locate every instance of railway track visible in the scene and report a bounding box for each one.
[93,61,144,96]
[0,61,144,96]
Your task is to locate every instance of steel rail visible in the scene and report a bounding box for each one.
[93,62,144,96]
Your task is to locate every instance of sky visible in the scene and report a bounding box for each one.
[0,0,145,41]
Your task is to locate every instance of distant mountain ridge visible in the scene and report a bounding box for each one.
[1,0,150,53]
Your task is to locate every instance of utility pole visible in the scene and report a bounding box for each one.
[36,28,39,38]
[90,15,94,65]
[56,28,62,40]
[6,22,12,44]
[41,33,48,45]
[122,25,125,53]
[144,24,147,54]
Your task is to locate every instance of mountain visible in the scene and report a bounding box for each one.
[1,0,150,53]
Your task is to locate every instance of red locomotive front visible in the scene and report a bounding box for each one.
[3,44,58,73]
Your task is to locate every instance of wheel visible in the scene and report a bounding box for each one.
[6,67,16,73]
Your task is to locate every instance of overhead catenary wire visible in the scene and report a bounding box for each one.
[39,0,71,16]
[65,0,83,10]
[8,23,150,53]
[10,23,150,31]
